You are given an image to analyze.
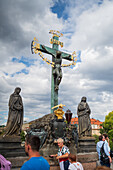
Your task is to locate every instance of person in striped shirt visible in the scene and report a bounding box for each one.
[50,138,70,170]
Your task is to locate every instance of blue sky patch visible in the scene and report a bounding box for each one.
[11,68,29,77]
[0,111,8,125]
[51,0,68,20]
[12,56,37,67]
[4,72,8,76]
[98,0,103,5]
[76,51,81,62]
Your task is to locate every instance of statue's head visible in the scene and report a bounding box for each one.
[81,96,87,102]
[56,51,62,58]
[15,87,21,94]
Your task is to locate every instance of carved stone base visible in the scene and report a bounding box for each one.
[0,136,27,168]
[77,152,98,170]
[0,136,26,158]
[77,136,96,153]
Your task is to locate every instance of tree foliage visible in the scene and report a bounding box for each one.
[100,111,113,149]
[20,130,25,141]
[93,134,99,144]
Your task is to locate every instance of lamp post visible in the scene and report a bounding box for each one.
[65,109,73,124]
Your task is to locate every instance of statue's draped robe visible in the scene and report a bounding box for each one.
[4,93,23,136]
[77,102,92,137]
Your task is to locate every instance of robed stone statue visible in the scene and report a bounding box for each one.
[3,87,24,136]
[77,97,92,137]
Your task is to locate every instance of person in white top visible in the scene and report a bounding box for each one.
[68,154,83,170]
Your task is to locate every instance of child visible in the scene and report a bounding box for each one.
[68,154,83,170]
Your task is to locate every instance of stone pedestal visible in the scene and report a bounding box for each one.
[77,137,96,153]
[77,152,98,170]
[0,136,26,157]
[0,136,28,168]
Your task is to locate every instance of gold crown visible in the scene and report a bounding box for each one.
[52,104,65,119]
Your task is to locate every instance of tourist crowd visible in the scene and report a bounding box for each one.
[0,134,112,170]
[21,136,84,170]
[21,134,112,170]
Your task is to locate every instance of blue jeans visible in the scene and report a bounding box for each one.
[63,160,70,170]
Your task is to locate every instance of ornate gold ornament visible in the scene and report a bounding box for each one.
[52,104,65,109]
[50,38,63,48]
[32,37,55,67]
[49,30,63,37]
[52,104,65,119]
[32,31,77,68]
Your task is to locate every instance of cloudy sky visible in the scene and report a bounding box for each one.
[0,0,113,125]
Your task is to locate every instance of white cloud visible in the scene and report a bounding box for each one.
[68,0,113,50]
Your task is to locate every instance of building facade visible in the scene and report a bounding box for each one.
[71,117,103,136]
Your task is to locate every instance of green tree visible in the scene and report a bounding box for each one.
[93,134,99,144]
[20,131,25,142]
[100,111,113,149]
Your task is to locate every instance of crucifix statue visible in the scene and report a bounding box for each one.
[31,30,77,113]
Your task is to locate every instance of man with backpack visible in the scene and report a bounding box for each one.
[96,135,112,168]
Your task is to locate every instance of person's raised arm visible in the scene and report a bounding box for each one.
[50,154,57,158]
[56,153,69,160]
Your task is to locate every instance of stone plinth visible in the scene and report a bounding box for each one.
[0,136,27,168]
[0,136,26,158]
[77,137,97,170]
[77,152,98,170]
[77,136,96,153]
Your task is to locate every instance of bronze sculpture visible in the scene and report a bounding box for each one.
[41,45,63,90]
[53,51,62,90]
[3,87,23,136]
[77,97,92,137]
[31,31,78,112]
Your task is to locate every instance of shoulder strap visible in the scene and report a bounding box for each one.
[101,142,105,150]
[101,142,108,157]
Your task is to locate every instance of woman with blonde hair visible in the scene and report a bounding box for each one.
[50,138,70,170]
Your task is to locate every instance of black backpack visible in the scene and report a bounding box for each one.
[100,142,109,163]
